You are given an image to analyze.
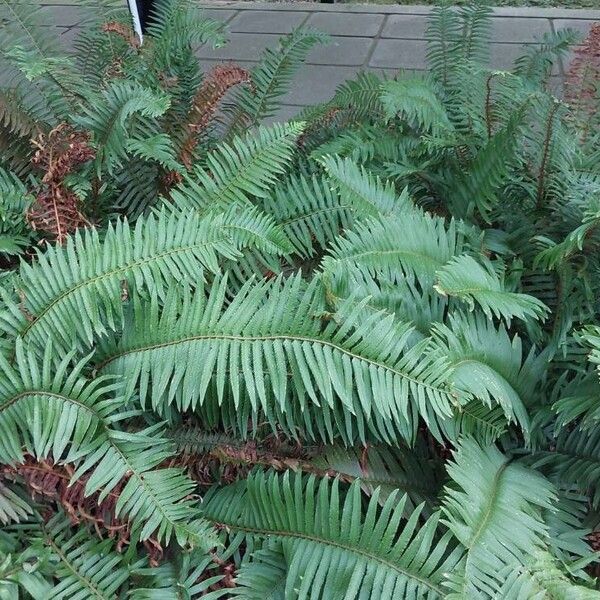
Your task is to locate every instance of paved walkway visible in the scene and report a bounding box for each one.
[40,1,600,120]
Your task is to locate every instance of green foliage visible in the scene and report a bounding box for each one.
[0,0,600,597]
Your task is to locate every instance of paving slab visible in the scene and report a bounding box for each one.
[553,19,596,39]
[196,32,281,61]
[369,38,427,70]
[228,9,308,33]
[283,65,362,105]
[306,12,385,37]
[33,1,600,113]
[201,8,238,23]
[307,36,374,66]
[491,17,552,42]
[381,15,428,40]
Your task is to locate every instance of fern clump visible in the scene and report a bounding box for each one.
[1,0,600,598]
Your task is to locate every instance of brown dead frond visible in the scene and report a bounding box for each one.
[565,23,600,135]
[179,64,251,169]
[27,124,95,244]
[102,21,140,49]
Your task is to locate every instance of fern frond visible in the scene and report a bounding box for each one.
[0,483,32,525]
[257,172,353,259]
[321,212,467,289]
[0,207,289,353]
[320,155,413,217]
[442,438,555,599]
[434,254,549,322]
[432,312,541,433]
[168,122,304,213]
[498,550,599,600]
[381,76,453,135]
[74,81,171,174]
[96,274,459,444]
[226,29,327,132]
[203,471,462,599]
[36,513,140,599]
[312,443,443,516]
[130,549,226,599]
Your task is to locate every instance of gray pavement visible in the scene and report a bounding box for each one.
[35,1,600,120]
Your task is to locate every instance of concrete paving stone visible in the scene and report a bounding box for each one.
[196,32,281,61]
[265,103,305,124]
[307,36,374,66]
[282,64,361,105]
[199,8,238,23]
[200,3,600,19]
[381,15,427,40]
[491,17,552,43]
[203,2,431,14]
[228,9,308,33]
[547,76,565,97]
[491,7,600,19]
[306,12,385,37]
[39,4,83,27]
[489,42,537,71]
[553,19,596,40]
[369,39,427,70]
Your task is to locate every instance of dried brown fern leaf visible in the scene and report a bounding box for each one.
[565,23,600,135]
[27,124,95,244]
[102,21,140,49]
[179,64,251,169]
[1,458,164,562]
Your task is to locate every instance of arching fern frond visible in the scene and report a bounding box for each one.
[203,471,463,599]
[442,438,555,599]
[34,513,141,600]
[167,122,304,213]
[381,77,453,135]
[0,207,289,353]
[96,274,459,444]
[312,443,443,517]
[226,30,327,132]
[256,172,352,259]
[321,212,467,289]
[0,339,215,546]
[434,255,549,322]
[74,81,171,174]
[320,154,413,217]
[130,549,226,599]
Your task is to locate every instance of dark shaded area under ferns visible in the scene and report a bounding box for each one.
[1,0,600,598]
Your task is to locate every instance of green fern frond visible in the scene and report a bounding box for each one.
[257,172,353,259]
[36,513,141,600]
[203,471,463,599]
[498,551,600,600]
[0,483,32,525]
[320,154,413,217]
[381,76,453,135]
[130,549,226,599]
[226,29,327,131]
[312,443,443,516]
[0,207,289,353]
[126,134,182,172]
[0,339,122,465]
[442,438,555,599]
[75,81,171,174]
[432,312,543,433]
[321,212,467,289]
[96,274,459,444]
[168,122,304,213]
[434,254,549,322]
[233,544,287,599]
